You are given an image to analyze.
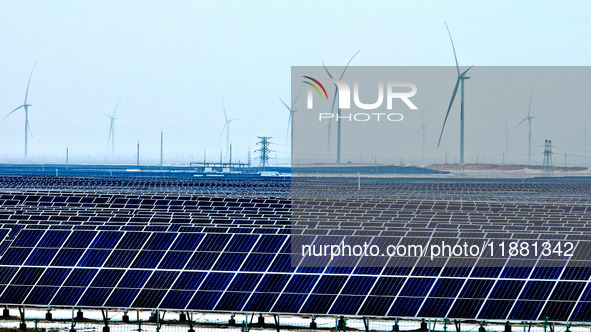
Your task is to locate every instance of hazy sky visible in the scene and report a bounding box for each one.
[1,1,590,165]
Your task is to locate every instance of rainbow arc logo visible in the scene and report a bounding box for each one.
[302,76,328,100]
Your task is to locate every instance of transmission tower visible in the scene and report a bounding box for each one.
[255,136,273,167]
[542,139,553,176]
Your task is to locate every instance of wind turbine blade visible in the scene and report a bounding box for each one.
[27,120,33,138]
[292,85,304,108]
[527,84,535,117]
[24,61,37,104]
[5,105,25,119]
[513,117,528,130]
[219,122,227,141]
[437,77,461,147]
[223,102,228,122]
[280,98,292,112]
[112,98,121,117]
[444,22,460,77]
[322,61,334,78]
[339,50,360,80]
[100,110,112,118]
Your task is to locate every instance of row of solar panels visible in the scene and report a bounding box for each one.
[1,229,590,277]
[1,175,590,322]
[0,229,590,321]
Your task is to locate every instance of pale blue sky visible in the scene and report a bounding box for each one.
[0,1,590,165]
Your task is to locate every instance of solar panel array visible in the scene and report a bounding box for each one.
[0,175,590,321]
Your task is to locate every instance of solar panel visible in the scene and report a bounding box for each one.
[0,175,590,322]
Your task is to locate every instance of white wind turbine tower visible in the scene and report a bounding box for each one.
[438,22,473,164]
[583,124,588,158]
[417,116,426,160]
[514,86,535,163]
[504,119,510,163]
[280,98,296,146]
[220,102,238,161]
[280,87,303,145]
[322,51,360,164]
[6,63,36,160]
[102,99,121,156]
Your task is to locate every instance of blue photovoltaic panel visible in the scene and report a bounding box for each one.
[212,253,247,271]
[215,291,251,311]
[144,232,177,250]
[116,232,150,249]
[388,297,424,317]
[63,231,97,248]
[479,299,515,319]
[519,281,555,300]
[186,291,222,310]
[38,230,71,247]
[0,177,589,321]
[91,269,125,287]
[160,290,194,309]
[25,248,58,266]
[133,289,167,308]
[227,273,262,292]
[172,272,206,290]
[0,248,32,265]
[197,234,232,251]
[359,296,395,316]
[64,269,98,286]
[78,287,112,307]
[25,286,59,305]
[185,252,220,270]
[38,268,70,286]
[118,270,152,288]
[12,267,44,285]
[301,294,336,314]
[77,249,111,267]
[488,280,525,300]
[240,253,275,272]
[419,298,455,317]
[329,295,365,315]
[540,301,576,321]
[448,299,484,319]
[508,300,546,320]
[243,292,279,312]
[90,232,123,249]
[199,272,234,291]
[52,249,84,266]
[144,271,179,289]
[131,251,166,269]
[158,251,192,269]
[170,233,204,251]
[105,288,140,307]
[104,250,139,268]
[51,287,86,306]
[341,276,376,295]
[11,230,44,247]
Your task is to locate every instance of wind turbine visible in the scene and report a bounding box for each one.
[438,23,473,164]
[514,85,535,163]
[6,63,37,160]
[583,124,588,158]
[504,119,510,163]
[279,87,303,146]
[101,99,121,156]
[219,102,238,160]
[322,51,360,164]
[417,116,426,160]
